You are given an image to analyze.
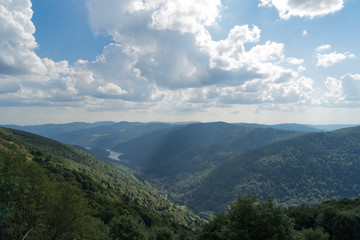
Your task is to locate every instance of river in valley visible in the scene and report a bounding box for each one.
[107,149,123,161]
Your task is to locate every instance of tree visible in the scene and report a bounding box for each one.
[301,228,329,240]
[109,215,148,240]
[0,148,108,240]
[198,195,301,240]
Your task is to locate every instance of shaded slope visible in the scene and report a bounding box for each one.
[115,122,299,178]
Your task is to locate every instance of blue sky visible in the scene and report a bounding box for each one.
[1,0,360,125]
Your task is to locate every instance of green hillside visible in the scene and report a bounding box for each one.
[0,127,203,239]
[186,126,360,218]
[114,122,300,182]
[111,122,300,209]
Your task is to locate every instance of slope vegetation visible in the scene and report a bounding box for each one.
[114,122,300,182]
[187,127,360,217]
[0,127,203,239]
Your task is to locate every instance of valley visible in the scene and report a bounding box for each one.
[5,121,360,217]
[2,121,360,239]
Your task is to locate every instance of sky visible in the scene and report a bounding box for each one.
[1,0,360,125]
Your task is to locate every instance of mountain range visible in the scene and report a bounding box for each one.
[2,121,360,220]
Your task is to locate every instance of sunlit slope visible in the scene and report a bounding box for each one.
[0,127,203,232]
[187,126,360,217]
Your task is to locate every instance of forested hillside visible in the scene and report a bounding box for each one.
[0,127,203,239]
[186,126,360,218]
[2,125,360,239]
[114,122,300,187]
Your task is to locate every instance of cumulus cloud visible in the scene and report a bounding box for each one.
[286,57,304,65]
[342,74,360,101]
[323,74,360,105]
[316,44,332,52]
[317,51,355,67]
[323,77,344,104]
[149,0,222,34]
[97,83,127,96]
[0,0,44,76]
[0,0,316,112]
[83,0,314,106]
[259,0,344,19]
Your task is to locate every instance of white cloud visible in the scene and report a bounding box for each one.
[0,0,45,76]
[84,0,312,106]
[323,74,360,105]
[342,74,360,101]
[97,83,127,96]
[0,0,78,107]
[302,30,307,36]
[149,0,222,34]
[323,77,344,104]
[316,44,332,52]
[208,25,262,70]
[317,51,355,67]
[297,66,306,72]
[286,57,304,65]
[259,0,344,19]
[0,0,316,113]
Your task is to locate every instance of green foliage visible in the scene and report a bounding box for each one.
[317,206,360,240]
[301,228,329,240]
[198,195,301,240]
[0,148,108,240]
[148,227,179,240]
[286,197,360,240]
[0,127,200,240]
[109,215,148,240]
[286,204,317,230]
[187,126,360,217]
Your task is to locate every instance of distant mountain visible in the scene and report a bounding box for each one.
[113,122,301,191]
[309,124,359,131]
[51,121,174,149]
[3,121,115,138]
[186,126,360,218]
[271,123,323,132]
[236,123,323,132]
[0,127,203,237]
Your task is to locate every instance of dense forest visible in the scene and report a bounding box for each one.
[198,194,360,240]
[1,124,360,239]
[0,127,202,239]
[184,126,360,217]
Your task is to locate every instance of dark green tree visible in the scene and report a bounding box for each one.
[198,195,301,240]
[301,228,329,240]
[109,215,148,240]
[149,227,179,240]
[318,207,360,240]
